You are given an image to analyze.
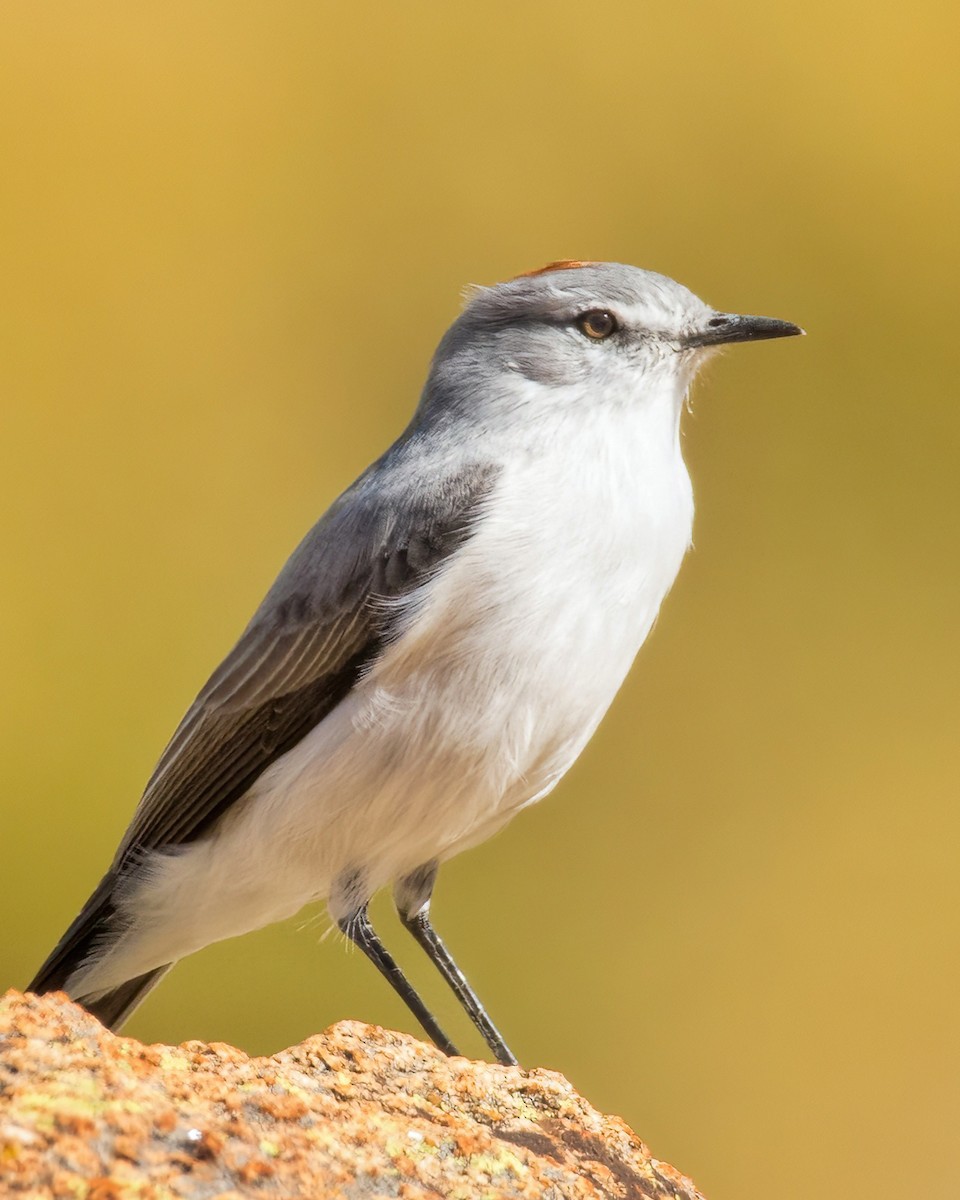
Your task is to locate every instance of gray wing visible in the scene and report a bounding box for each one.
[113,456,500,866]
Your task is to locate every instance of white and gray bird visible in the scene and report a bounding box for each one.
[30,260,802,1063]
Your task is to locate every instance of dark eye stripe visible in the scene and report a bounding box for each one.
[576,310,619,340]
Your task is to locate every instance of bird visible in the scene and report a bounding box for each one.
[29,260,802,1064]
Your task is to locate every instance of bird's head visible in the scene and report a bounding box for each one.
[417,261,802,432]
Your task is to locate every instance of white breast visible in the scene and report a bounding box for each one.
[344,382,695,877]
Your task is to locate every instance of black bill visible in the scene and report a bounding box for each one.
[683,312,804,349]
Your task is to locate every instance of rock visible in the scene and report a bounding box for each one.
[0,989,705,1199]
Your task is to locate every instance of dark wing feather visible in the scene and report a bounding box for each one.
[28,455,498,1007]
[116,611,373,856]
[115,456,499,865]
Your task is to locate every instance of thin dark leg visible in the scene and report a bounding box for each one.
[395,864,518,1066]
[338,905,460,1058]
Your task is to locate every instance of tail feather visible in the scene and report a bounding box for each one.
[29,871,119,995]
[79,965,173,1030]
[28,870,170,1031]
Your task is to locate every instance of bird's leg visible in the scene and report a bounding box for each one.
[336,898,460,1058]
[394,863,518,1066]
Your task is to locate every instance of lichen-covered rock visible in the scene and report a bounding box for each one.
[0,990,705,1199]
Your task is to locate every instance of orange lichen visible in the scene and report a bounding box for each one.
[0,989,707,1199]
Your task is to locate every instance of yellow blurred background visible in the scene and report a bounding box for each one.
[2,3,958,1197]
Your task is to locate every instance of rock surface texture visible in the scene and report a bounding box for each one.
[0,990,705,1199]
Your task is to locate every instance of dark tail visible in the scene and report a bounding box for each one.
[76,965,172,1029]
[27,870,171,1031]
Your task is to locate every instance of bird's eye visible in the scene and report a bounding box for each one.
[576,310,619,340]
